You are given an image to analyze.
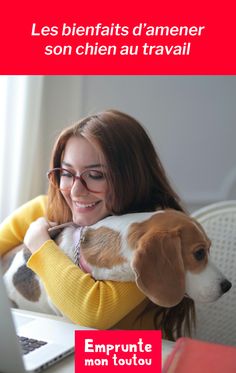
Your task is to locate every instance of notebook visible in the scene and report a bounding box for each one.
[0,261,94,373]
[163,337,236,373]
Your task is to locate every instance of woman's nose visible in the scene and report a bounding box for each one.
[70,178,89,196]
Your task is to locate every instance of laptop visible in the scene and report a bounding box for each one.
[0,262,94,373]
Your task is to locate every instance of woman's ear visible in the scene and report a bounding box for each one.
[131,230,185,307]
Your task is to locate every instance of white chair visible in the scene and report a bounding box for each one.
[191,200,236,346]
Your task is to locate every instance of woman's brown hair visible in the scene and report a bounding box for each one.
[47,109,195,340]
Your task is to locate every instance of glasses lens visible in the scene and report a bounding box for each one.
[48,168,74,191]
[59,169,74,190]
[81,170,106,192]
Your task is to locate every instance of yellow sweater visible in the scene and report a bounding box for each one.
[0,196,156,329]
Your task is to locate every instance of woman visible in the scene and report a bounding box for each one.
[0,109,194,340]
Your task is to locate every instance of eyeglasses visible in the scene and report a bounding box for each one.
[47,168,106,193]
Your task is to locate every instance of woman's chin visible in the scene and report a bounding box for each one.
[72,210,109,227]
[73,215,94,227]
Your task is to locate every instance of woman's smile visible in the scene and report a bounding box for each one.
[73,200,101,212]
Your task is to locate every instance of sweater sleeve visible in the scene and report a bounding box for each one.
[0,195,47,256]
[27,241,146,329]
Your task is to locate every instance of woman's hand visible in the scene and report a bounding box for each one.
[24,217,57,253]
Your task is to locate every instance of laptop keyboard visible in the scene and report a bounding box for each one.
[18,336,48,355]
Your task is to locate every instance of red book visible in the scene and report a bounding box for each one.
[163,337,236,373]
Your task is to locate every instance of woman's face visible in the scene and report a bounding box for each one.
[61,136,110,226]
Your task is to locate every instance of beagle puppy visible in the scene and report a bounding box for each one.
[2,209,232,315]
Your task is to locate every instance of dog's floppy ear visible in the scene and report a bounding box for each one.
[131,230,185,307]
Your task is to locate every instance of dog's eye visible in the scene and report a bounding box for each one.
[194,248,206,261]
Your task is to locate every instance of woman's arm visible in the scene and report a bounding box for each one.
[0,195,47,256]
[27,241,146,329]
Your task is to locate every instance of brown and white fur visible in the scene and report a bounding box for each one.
[2,209,232,316]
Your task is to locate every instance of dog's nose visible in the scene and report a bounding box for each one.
[220,279,232,294]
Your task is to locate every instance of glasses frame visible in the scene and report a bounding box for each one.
[47,167,106,193]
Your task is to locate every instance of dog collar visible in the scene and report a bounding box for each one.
[73,227,91,273]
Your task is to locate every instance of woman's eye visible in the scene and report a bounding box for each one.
[194,248,206,261]
[88,171,104,180]
[61,171,73,178]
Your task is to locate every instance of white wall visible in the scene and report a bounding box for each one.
[39,76,84,175]
[41,76,236,212]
